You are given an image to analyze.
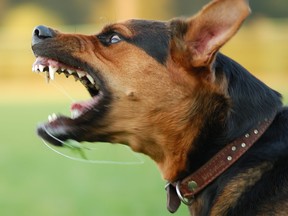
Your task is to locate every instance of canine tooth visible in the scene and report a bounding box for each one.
[61,68,65,72]
[39,65,45,72]
[49,66,57,80]
[67,69,73,74]
[86,74,95,85]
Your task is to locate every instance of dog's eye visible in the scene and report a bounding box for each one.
[110,34,121,44]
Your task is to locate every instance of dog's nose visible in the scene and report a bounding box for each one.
[32,25,56,46]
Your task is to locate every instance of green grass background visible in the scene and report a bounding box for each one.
[0,103,189,216]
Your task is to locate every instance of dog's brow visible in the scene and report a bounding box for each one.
[101,24,133,38]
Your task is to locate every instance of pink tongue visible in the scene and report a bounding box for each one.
[70,99,96,115]
[71,101,90,113]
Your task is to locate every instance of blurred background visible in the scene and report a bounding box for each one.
[0,0,287,216]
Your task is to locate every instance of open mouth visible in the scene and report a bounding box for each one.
[32,56,109,146]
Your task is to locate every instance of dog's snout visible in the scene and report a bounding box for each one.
[32,25,56,46]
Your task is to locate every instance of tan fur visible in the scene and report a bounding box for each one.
[57,32,229,180]
[257,201,288,216]
[210,162,273,216]
[46,0,249,181]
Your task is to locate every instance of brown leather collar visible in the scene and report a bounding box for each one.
[166,115,275,213]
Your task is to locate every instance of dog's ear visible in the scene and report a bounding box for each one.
[170,0,250,70]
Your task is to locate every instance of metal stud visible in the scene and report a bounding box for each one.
[231,146,237,151]
[187,181,198,192]
[245,133,250,138]
[254,129,259,134]
[227,156,232,161]
[241,143,246,148]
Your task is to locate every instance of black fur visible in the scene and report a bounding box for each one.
[184,53,282,174]
[127,20,170,64]
[97,20,170,64]
[184,53,288,215]
[196,109,288,216]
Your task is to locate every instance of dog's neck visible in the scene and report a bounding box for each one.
[166,115,276,213]
[164,53,282,214]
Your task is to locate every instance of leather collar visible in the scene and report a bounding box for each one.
[166,115,275,213]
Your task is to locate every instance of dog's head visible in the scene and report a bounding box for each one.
[32,0,250,181]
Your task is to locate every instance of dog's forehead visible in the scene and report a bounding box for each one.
[129,19,171,64]
[126,19,168,33]
[106,19,171,64]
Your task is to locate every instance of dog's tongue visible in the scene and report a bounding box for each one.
[70,100,93,119]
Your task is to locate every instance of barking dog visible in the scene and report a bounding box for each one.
[31,0,288,215]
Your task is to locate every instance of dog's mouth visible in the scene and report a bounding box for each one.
[33,56,102,117]
[32,56,109,146]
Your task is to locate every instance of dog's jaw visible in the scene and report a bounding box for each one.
[31,54,112,146]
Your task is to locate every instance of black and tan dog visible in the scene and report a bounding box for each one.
[31,0,288,215]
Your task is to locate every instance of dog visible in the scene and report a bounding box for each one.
[31,0,288,215]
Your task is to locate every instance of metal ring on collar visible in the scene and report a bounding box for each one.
[176,181,194,206]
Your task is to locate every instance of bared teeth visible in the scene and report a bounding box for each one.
[48,113,58,122]
[86,74,95,85]
[32,59,98,89]
[77,70,86,78]
[32,64,39,73]
[49,66,57,80]
[39,65,45,72]
[67,69,73,75]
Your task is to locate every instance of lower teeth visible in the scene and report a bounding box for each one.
[71,109,81,119]
[48,113,58,122]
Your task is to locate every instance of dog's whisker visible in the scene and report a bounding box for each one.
[39,73,77,102]
[41,127,144,165]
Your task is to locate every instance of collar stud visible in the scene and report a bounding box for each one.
[188,180,198,191]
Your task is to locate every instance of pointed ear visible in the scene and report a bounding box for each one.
[170,0,250,68]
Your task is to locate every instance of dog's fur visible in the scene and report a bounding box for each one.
[32,0,288,215]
